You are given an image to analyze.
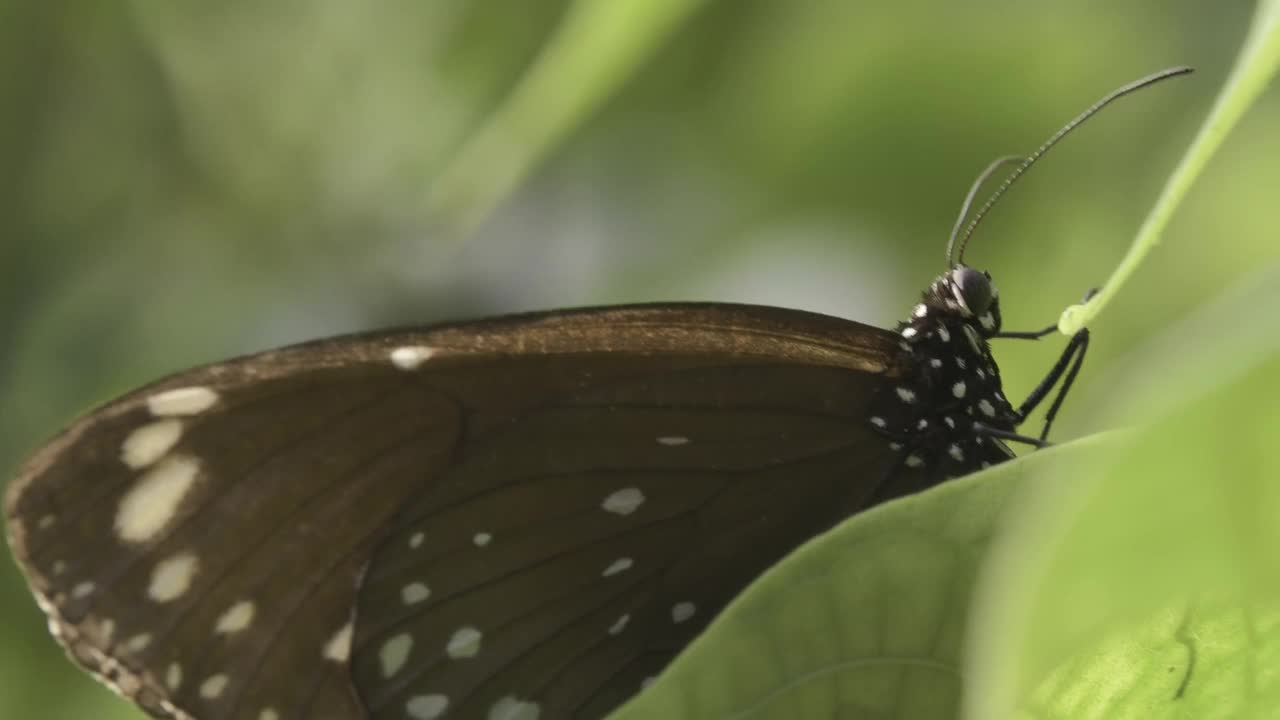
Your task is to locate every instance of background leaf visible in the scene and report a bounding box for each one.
[968,263,1280,719]
[428,0,712,231]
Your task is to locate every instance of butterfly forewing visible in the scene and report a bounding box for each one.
[9,364,454,719]
[7,303,928,720]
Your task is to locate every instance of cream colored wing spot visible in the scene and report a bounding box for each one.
[115,455,201,545]
[120,420,183,470]
[407,694,450,719]
[323,621,354,663]
[446,626,482,659]
[148,552,199,603]
[489,696,541,720]
[379,633,414,678]
[389,345,437,370]
[214,600,255,635]
[601,488,644,516]
[147,387,219,417]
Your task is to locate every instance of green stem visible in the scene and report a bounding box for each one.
[1058,0,1280,335]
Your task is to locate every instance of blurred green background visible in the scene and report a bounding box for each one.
[1,1,1274,718]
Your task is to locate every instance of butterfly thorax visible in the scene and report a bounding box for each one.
[867,264,1021,476]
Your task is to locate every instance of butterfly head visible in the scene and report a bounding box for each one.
[936,264,1002,337]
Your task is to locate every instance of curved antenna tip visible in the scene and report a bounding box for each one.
[952,65,1194,265]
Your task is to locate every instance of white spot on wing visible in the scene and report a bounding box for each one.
[446,626,483,659]
[671,602,696,624]
[121,419,183,469]
[655,436,689,446]
[38,514,55,529]
[905,455,925,468]
[407,694,450,719]
[214,600,255,634]
[602,557,633,577]
[147,387,219,416]
[97,619,116,644]
[324,622,354,662]
[929,358,943,368]
[71,581,95,599]
[979,399,996,417]
[167,663,182,690]
[401,581,431,605]
[895,387,915,403]
[609,614,630,635]
[409,531,425,549]
[602,488,644,516]
[116,455,200,544]
[952,381,967,399]
[390,345,436,370]
[489,696,541,720]
[913,304,929,318]
[901,326,918,339]
[199,673,229,699]
[380,633,414,677]
[937,326,951,343]
[148,552,199,603]
[949,444,965,461]
[473,532,492,547]
[125,633,152,653]
[869,416,886,428]
[259,709,280,720]
[980,311,996,330]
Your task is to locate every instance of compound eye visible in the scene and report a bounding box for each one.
[951,265,994,316]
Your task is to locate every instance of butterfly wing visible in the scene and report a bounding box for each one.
[7,303,919,720]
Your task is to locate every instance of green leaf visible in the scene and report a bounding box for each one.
[608,436,1111,720]
[967,263,1280,719]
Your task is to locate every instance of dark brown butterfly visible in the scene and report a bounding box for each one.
[4,67,1189,720]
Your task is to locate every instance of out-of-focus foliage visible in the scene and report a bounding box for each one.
[966,265,1280,719]
[0,1,1274,719]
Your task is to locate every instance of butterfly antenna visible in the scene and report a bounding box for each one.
[953,66,1193,265]
[946,155,1024,268]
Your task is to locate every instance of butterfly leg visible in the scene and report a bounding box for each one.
[971,423,1050,448]
[993,323,1058,340]
[995,288,1096,440]
[994,325,1090,439]
[1030,327,1089,440]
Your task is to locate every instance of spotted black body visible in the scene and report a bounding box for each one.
[868,265,1023,483]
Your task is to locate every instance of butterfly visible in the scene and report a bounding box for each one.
[4,67,1189,720]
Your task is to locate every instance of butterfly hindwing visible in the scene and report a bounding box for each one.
[350,362,898,718]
